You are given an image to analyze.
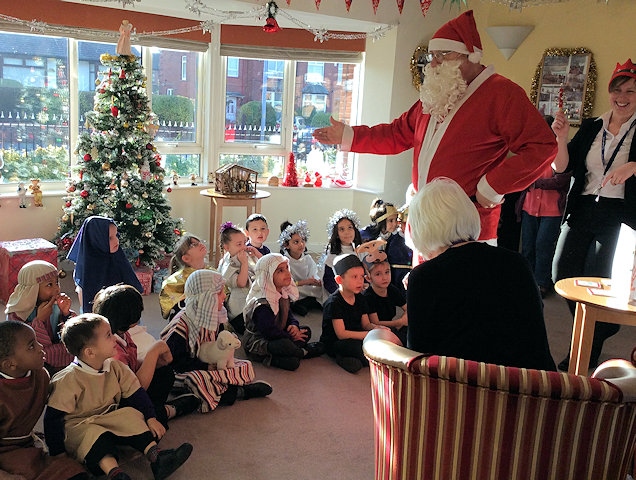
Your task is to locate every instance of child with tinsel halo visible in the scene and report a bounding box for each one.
[0,320,88,480]
[322,209,362,295]
[5,260,75,373]
[243,253,325,371]
[159,233,214,321]
[279,220,323,316]
[161,269,272,411]
[67,216,143,313]
[217,222,256,334]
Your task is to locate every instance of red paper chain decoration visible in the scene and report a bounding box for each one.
[345,0,353,11]
[396,0,404,13]
[372,0,380,13]
[420,0,433,16]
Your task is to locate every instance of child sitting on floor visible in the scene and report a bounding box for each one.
[92,284,200,428]
[5,260,74,372]
[279,220,323,316]
[217,222,256,334]
[320,254,383,374]
[160,269,272,412]
[245,214,271,258]
[67,216,143,313]
[243,253,324,371]
[0,320,88,480]
[160,233,213,320]
[44,314,193,480]
[358,241,408,346]
[322,209,362,295]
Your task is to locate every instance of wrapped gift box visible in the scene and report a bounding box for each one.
[153,267,170,294]
[134,265,152,296]
[0,238,58,304]
[156,254,173,270]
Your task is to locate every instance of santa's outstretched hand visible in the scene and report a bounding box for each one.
[313,117,345,145]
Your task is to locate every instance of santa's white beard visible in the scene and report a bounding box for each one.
[419,61,467,123]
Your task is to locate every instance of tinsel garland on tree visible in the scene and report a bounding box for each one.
[55,53,182,266]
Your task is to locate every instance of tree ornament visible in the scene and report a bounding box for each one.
[174,229,181,235]
[146,143,154,150]
[145,232,153,238]
[83,153,92,162]
[142,192,149,199]
[87,204,94,210]
[67,185,76,193]
[78,170,84,180]
[167,187,172,193]
[140,160,151,182]
[65,201,72,207]
[119,69,126,79]
[111,106,119,117]
[80,190,89,198]
[121,179,129,188]
[126,202,133,209]
[133,219,139,225]
[102,162,111,171]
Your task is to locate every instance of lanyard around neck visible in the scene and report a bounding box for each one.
[601,118,636,175]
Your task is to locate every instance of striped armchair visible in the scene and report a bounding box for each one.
[363,329,636,480]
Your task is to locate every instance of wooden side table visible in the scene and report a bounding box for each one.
[554,277,636,375]
[199,189,271,265]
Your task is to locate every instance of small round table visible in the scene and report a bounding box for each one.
[554,277,636,375]
[200,189,271,265]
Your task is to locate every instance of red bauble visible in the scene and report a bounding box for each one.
[146,143,154,150]
[166,187,172,193]
[67,186,76,192]
[126,202,133,209]
[83,153,92,161]
[111,106,119,117]
[263,17,282,33]
[80,190,89,198]
[155,160,161,166]
[174,228,181,235]
[65,201,72,207]
[315,177,323,187]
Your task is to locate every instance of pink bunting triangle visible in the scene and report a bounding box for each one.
[345,0,352,11]
[315,0,321,9]
[372,0,380,13]
[420,0,433,16]
[396,0,404,13]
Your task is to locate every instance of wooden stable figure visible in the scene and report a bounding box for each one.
[214,164,258,195]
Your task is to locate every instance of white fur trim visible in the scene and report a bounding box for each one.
[468,50,482,63]
[476,175,504,204]
[428,38,469,55]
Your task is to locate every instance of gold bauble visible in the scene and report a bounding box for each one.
[62,214,69,221]
[102,162,111,171]
[145,232,152,238]
[133,219,140,225]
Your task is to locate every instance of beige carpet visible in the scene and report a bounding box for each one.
[47,269,636,479]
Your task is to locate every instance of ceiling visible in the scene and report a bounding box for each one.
[62,0,394,32]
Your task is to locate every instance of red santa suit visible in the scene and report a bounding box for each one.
[344,65,556,240]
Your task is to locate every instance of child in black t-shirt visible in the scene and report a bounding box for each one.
[320,254,381,373]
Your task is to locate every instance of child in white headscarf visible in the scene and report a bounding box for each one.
[243,254,324,371]
[161,269,272,412]
[5,260,74,371]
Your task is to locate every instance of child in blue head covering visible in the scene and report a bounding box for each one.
[67,216,143,313]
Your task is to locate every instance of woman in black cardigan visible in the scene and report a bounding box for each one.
[552,59,636,371]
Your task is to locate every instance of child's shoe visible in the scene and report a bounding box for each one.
[166,393,201,417]
[239,381,273,399]
[151,443,193,480]
[336,355,362,373]
[303,342,325,359]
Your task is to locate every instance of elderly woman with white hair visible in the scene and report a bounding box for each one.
[406,177,556,371]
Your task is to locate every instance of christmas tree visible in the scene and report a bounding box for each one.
[55,51,182,266]
[282,152,299,187]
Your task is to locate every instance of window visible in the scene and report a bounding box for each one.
[220,56,360,182]
[0,32,70,183]
[0,31,205,188]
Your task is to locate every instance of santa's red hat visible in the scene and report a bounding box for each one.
[609,59,636,87]
[428,10,482,64]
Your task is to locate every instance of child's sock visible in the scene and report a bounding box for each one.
[146,444,159,463]
[107,467,131,480]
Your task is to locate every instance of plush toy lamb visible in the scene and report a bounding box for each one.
[198,330,241,370]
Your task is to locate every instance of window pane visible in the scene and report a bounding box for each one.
[151,48,199,143]
[295,61,359,181]
[219,153,284,180]
[224,57,283,145]
[0,31,70,182]
[163,153,201,179]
